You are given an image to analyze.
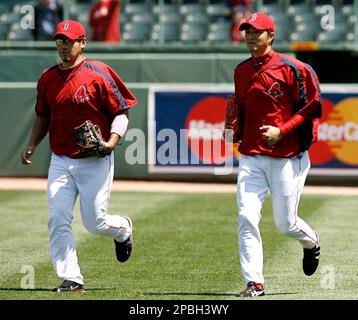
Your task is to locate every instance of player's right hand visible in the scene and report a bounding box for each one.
[21,146,35,165]
[260,125,282,145]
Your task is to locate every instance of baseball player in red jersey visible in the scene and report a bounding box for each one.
[21,20,137,292]
[233,13,322,297]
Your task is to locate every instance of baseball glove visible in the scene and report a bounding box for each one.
[74,120,109,158]
[223,95,241,143]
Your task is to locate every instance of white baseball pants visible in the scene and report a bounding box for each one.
[47,153,132,285]
[237,152,319,285]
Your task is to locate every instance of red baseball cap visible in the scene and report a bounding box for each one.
[53,20,86,40]
[239,12,275,32]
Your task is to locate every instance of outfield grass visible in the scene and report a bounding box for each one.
[0,190,357,300]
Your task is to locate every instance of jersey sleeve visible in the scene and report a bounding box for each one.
[101,65,137,117]
[292,63,322,120]
[35,76,50,118]
[280,62,322,136]
[282,62,322,149]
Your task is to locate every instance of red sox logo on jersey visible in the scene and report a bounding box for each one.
[267,82,283,98]
[74,86,90,104]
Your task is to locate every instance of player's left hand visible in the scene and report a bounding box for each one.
[102,141,117,152]
[260,125,282,145]
[103,133,121,152]
[21,146,35,165]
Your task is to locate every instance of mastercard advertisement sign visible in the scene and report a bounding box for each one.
[148,85,358,175]
[309,93,358,170]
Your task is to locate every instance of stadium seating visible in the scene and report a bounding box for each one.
[180,22,207,42]
[206,3,230,22]
[7,22,34,40]
[122,22,151,42]
[151,22,180,41]
[207,20,231,42]
[0,0,356,44]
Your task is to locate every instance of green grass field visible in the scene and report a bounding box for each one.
[0,190,357,300]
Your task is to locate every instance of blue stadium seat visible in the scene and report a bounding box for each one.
[69,3,92,20]
[122,22,150,42]
[290,24,318,41]
[183,12,209,25]
[292,12,320,28]
[77,12,91,40]
[207,20,231,42]
[206,4,230,22]
[207,29,230,42]
[274,25,291,41]
[123,3,151,16]
[261,4,286,16]
[180,23,206,42]
[342,4,353,17]
[208,21,231,33]
[0,11,20,25]
[317,23,348,42]
[151,23,180,42]
[180,3,206,16]
[288,3,313,16]
[131,12,153,25]
[345,31,354,41]
[152,3,179,16]
[346,14,356,32]
[7,22,34,41]
[77,12,89,24]
[159,12,181,24]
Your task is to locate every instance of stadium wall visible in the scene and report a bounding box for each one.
[0,51,252,83]
[1,52,358,184]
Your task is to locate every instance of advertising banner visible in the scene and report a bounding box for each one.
[148,85,358,176]
[309,88,358,175]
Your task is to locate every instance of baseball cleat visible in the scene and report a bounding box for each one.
[114,217,133,262]
[303,245,320,276]
[52,280,85,293]
[238,281,265,297]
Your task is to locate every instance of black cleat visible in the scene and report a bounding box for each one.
[52,280,85,293]
[303,245,320,276]
[114,217,133,262]
[238,281,265,297]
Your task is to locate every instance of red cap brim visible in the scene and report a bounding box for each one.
[239,21,273,32]
[53,31,81,40]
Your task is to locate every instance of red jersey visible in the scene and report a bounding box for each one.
[89,0,120,43]
[230,23,245,43]
[36,59,137,158]
[234,49,322,158]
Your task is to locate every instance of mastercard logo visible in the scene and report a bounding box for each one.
[184,96,236,164]
[183,95,358,166]
[309,97,358,165]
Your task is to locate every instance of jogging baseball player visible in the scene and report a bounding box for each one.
[228,13,322,297]
[21,20,137,293]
